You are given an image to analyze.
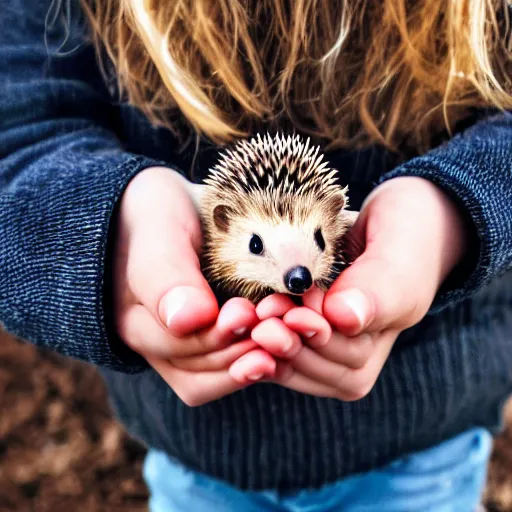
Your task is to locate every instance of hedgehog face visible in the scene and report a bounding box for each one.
[227,217,332,296]
[202,191,349,302]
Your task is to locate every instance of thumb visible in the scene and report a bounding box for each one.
[324,256,419,336]
[122,169,219,337]
[133,228,219,338]
[324,214,430,337]
[156,249,219,338]
[324,176,466,336]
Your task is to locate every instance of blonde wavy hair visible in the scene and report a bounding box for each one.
[80,0,512,154]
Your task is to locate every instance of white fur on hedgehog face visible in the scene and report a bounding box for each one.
[213,204,344,296]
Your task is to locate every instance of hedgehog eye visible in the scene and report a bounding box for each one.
[249,234,264,255]
[314,228,326,252]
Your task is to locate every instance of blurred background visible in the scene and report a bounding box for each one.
[1,329,512,512]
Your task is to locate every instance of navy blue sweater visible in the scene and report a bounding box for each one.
[1,0,512,491]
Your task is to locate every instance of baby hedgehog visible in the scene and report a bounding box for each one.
[187,133,357,303]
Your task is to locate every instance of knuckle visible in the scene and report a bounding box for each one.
[352,357,369,371]
[115,313,139,351]
[352,376,375,400]
[337,373,376,402]
[262,317,283,331]
[176,388,205,407]
[397,294,428,329]
[383,276,428,330]
[346,343,370,369]
[407,298,429,325]
[201,332,221,351]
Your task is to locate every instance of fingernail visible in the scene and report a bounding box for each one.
[334,289,369,329]
[304,331,317,338]
[229,364,264,383]
[163,286,197,327]
[233,327,248,337]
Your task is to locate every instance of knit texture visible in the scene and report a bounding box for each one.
[2,0,512,491]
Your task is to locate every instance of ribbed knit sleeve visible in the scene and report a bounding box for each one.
[0,0,163,371]
[379,112,512,311]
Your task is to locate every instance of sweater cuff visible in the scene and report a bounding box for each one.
[378,158,490,313]
[91,154,162,372]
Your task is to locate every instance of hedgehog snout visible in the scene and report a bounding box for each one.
[284,266,313,295]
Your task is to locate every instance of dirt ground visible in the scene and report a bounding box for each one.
[0,333,148,512]
[1,331,512,512]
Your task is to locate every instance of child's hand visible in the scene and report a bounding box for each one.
[235,290,384,401]
[324,176,468,335]
[113,167,276,406]
[234,177,468,400]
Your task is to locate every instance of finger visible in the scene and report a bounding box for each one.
[272,360,294,383]
[282,307,331,348]
[324,258,419,336]
[315,332,374,369]
[148,357,251,407]
[134,240,219,338]
[118,304,186,359]
[125,172,219,337]
[197,298,259,351]
[324,178,463,336]
[228,349,278,384]
[255,294,296,320]
[120,299,258,359]
[301,286,325,315]
[171,340,260,372]
[272,370,342,399]
[289,333,372,392]
[250,318,302,358]
[324,204,427,336]
[287,330,397,401]
[157,283,219,338]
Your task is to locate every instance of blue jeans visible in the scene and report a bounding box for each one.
[143,428,492,512]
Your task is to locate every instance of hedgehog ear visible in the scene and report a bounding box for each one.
[328,192,360,228]
[327,192,347,217]
[213,205,233,232]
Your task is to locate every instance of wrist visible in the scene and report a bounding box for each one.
[367,176,469,286]
[429,180,470,282]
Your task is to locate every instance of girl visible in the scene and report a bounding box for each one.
[1,0,512,510]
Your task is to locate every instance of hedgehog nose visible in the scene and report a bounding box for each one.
[284,266,313,295]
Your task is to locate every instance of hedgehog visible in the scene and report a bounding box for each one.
[185,133,358,303]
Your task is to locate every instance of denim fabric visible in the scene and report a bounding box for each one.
[1,0,512,492]
[143,428,492,512]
